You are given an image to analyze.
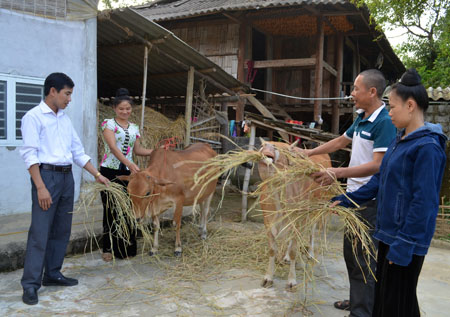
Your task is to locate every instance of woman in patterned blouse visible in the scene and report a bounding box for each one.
[100,88,153,262]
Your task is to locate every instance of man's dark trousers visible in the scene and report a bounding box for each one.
[21,168,74,290]
[344,199,378,317]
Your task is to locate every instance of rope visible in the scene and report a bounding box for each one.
[250,87,352,101]
[156,136,180,150]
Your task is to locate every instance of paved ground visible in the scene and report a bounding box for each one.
[1,225,450,316]
[1,192,449,316]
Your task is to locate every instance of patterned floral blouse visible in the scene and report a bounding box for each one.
[100,118,140,170]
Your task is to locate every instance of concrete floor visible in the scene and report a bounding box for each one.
[1,192,449,317]
[1,224,449,316]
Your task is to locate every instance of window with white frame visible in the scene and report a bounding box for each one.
[0,74,44,146]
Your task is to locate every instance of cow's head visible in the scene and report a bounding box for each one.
[118,171,173,219]
[258,139,299,179]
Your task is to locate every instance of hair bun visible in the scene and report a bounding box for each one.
[399,68,421,87]
[115,88,129,98]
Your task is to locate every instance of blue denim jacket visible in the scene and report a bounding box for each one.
[333,123,447,266]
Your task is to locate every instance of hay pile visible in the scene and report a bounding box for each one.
[97,102,186,164]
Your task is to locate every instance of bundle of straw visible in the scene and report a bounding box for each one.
[79,182,154,260]
[193,145,376,281]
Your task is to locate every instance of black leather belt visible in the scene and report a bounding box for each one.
[40,163,72,173]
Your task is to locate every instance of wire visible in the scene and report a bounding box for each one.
[250,87,352,101]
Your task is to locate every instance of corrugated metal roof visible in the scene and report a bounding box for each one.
[97,7,246,98]
[427,87,450,101]
[136,0,349,22]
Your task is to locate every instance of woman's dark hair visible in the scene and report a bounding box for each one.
[44,72,74,96]
[391,68,429,112]
[113,88,133,107]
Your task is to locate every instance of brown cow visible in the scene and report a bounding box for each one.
[120,143,218,256]
[257,141,331,289]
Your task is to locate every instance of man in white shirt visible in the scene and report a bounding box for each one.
[20,72,109,305]
[297,69,397,317]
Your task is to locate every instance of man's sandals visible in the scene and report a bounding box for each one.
[334,300,350,310]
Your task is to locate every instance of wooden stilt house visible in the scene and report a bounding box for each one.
[135,0,405,135]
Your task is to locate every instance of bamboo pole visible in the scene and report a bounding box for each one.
[241,123,256,221]
[140,45,149,131]
[185,66,195,147]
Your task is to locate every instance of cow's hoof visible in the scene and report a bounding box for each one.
[286,282,297,292]
[149,250,157,256]
[174,251,182,257]
[200,233,207,240]
[261,279,273,288]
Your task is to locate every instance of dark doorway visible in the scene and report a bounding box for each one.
[251,29,266,100]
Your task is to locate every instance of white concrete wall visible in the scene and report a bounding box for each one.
[0,9,97,215]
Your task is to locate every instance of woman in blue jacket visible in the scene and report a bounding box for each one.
[332,69,447,317]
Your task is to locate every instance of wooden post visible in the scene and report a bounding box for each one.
[140,45,149,131]
[265,35,273,103]
[241,123,256,221]
[314,16,324,126]
[237,23,246,82]
[332,34,344,134]
[184,66,195,147]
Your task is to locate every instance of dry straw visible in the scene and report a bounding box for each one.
[193,144,376,281]
[79,182,155,260]
[97,102,186,165]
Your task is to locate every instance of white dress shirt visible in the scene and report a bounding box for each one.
[20,101,91,169]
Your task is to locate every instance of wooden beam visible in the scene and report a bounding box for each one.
[237,22,246,82]
[323,11,362,17]
[222,12,242,24]
[314,16,325,125]
[323,60,337,77]
[184,66,195,147]
[246,95,289,142]
[244,58,316,69]
[332,34,344,134]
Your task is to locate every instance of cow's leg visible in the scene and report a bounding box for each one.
[199,193,213,240]
[283,240,293,263]
[149,216,160,256]
[173,201,184,256]
[262,229,277,288]
[287,238,297,291]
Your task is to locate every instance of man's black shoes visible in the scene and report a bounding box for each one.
[22,288,38,305]
[42,274,78,287]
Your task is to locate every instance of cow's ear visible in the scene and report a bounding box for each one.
[154,178,174,186]
[117,175,131,182]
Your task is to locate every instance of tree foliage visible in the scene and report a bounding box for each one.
[355,0,450,87]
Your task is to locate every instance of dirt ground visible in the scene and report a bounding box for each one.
[1,192,449,317]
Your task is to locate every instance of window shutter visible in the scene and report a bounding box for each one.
[0,81,6,140]
[15,83,43,139]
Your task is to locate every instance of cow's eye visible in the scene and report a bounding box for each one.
[146,192,151,197]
